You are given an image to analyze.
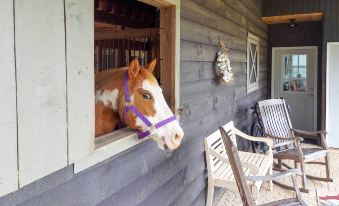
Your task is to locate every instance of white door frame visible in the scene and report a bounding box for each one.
[326,42,339,147]
[271,46,318,130]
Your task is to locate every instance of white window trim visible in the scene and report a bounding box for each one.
[247,33,260,94]
[73,0,181,173]
[75,129,143,173]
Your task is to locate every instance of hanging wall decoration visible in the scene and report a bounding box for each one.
[216,37,234,85]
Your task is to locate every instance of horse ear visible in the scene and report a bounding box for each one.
[146,59,157,73]
[128,59,140,79]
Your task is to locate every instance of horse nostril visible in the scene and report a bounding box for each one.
[163,144,169,150]
[172,132,183,145]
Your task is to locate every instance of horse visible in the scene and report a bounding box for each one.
[95,59,184,150]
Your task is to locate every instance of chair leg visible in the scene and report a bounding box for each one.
[269,166,273,191]
[278,159,282,169]
[294,160,298,169]
[325,155,333,181]
[206,182,214,206]
[251,185,259,204]
[300,162,307,191]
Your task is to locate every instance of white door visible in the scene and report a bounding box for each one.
[272,47,317,131]
[327,43,339,148]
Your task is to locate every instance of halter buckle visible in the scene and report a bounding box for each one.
[125,101,133,108]
[147,125,157,135]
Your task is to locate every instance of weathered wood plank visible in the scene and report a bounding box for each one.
[65,0,95,164]
[241,0,262,18]
[95,28,160,40]
[180,61,243,83]
[0,166,74,206]
[190,189,206,206]
[15,0,68,186]
[0,0,18,196]
[181,40,247,63]
[221,0,267,34]
[98,152,206,206]
[330,0,337,41]
[160,5,177,110]
[181,0,247,40]
[169,173,206,206]
[181,18,247,51]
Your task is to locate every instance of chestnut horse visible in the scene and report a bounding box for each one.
[95,59,184,150]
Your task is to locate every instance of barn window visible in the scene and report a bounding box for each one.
[74,0,180,172]
[247,33,260,93]
[94,0,160,140]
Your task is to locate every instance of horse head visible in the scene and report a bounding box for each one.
[118,59,184,150]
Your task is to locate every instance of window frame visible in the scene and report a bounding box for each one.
[73,0,181,173]
[247,33,260,94]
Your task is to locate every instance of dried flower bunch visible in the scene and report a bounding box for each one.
[216,38,234,85]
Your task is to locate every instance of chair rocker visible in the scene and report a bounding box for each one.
[257,99,332,193]
[219,126,308,206]
[204,121,273,206]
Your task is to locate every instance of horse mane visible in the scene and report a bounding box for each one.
[94,67,128,90]
[95,67,128,81]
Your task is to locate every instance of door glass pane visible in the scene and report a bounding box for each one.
[281,54,307,92]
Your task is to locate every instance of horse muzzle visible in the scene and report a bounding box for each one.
[161,129,184,150]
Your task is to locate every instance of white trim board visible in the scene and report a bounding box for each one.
[326,42,339,148]
[271,46,318,131]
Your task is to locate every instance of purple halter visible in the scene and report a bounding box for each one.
[122,71,177,139]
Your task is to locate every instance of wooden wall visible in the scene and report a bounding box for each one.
[262,0,339,129]
[180,0,268,149]
[0,0,267,205]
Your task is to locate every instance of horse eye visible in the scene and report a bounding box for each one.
[142,93,152,100]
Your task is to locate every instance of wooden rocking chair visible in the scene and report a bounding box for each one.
[204,122,273,206]
[257,99,332,193]
[219,126,308,206]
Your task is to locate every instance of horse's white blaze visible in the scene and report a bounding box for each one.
[95,89,119,110]
[136,80,184,150]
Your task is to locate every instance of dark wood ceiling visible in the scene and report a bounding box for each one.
[95,0,159,28]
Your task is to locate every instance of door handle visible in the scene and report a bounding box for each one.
[309,88,314,97]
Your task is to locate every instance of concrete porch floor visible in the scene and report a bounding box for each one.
[216,148,339,206]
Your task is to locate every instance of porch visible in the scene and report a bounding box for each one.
[217,148,339,206]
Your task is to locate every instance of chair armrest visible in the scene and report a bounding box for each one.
[233,128,273,147]
[267,134,303,142]
[291,128,327,136]
[208,146,259,175]
[246,169,301,182]
[291,129,328,149]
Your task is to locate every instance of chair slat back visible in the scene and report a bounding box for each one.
[204,130,227,176]
[257,99,294,150]
[219,126,256,206]
[204,122,237,176]
[222,121,238,148]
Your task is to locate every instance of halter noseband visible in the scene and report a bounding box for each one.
[122,71,176,139]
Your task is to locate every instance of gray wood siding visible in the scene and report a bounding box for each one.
[0,0,267,205]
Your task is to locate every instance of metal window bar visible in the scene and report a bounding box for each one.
[94,29,160,79]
